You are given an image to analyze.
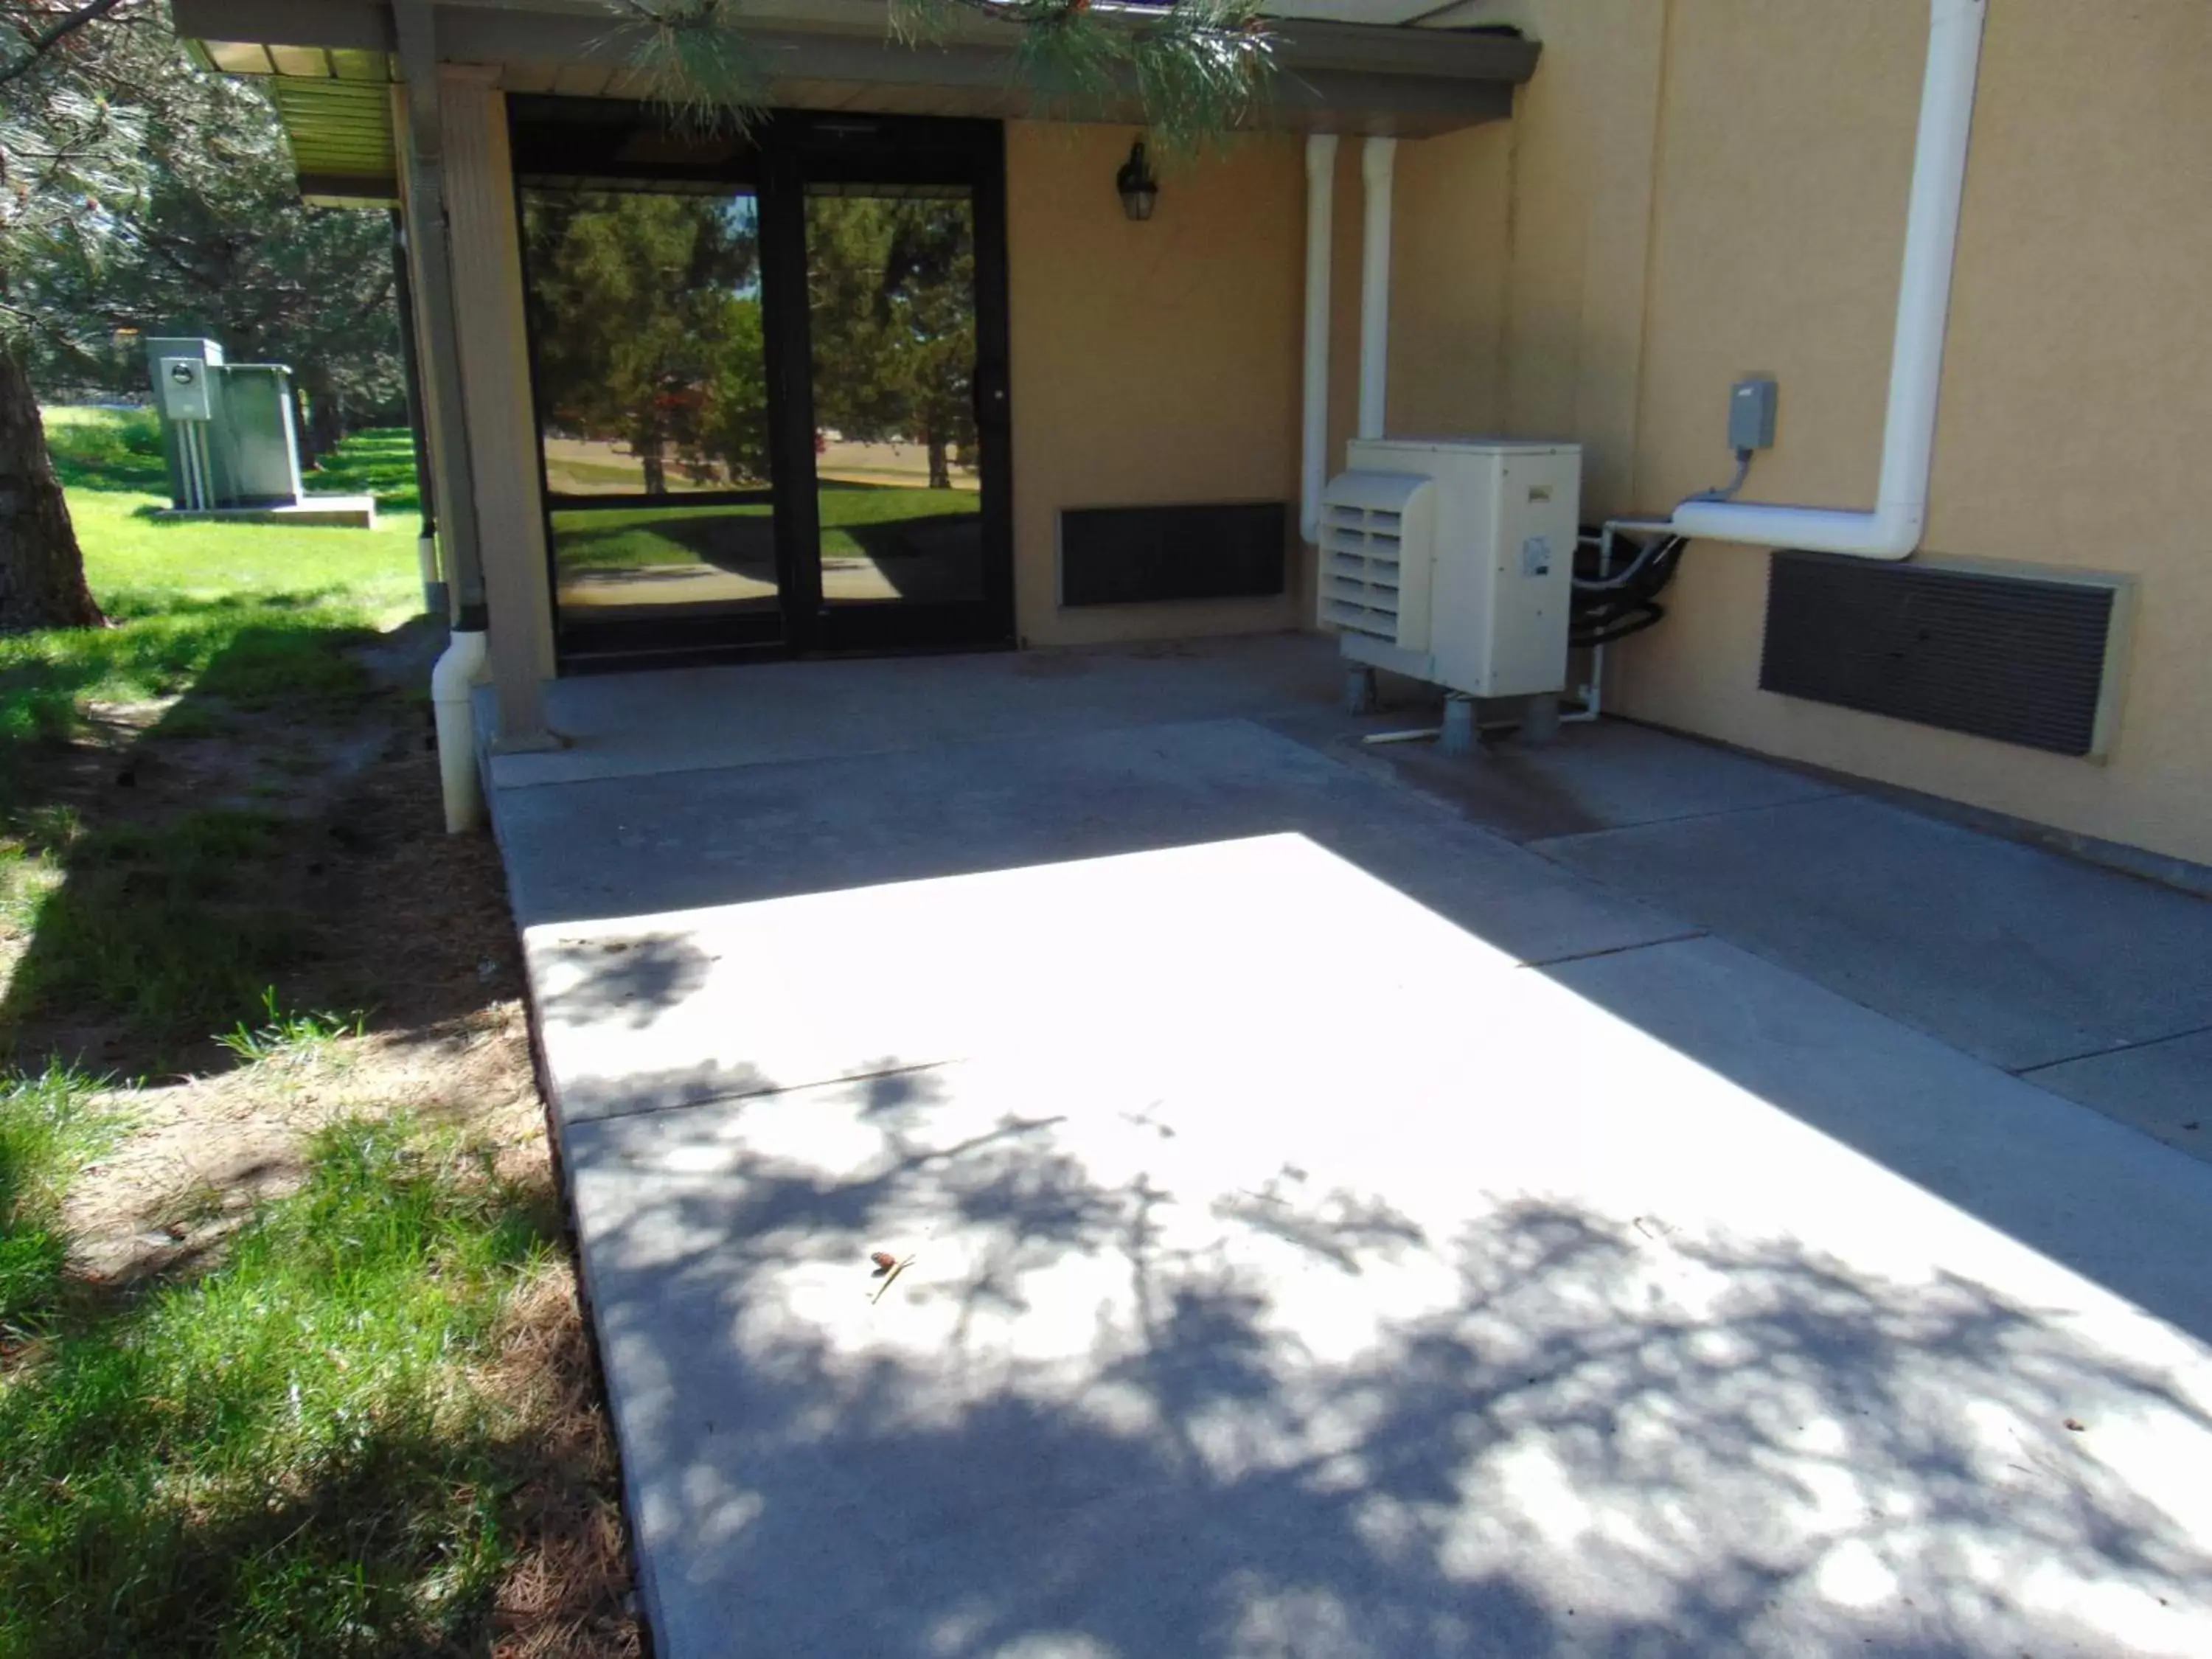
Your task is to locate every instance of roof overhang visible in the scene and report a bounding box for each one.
[176,0,1539,205]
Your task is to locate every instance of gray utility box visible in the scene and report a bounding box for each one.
[145,336,304,510]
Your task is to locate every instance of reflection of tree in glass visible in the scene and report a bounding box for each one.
[808,196,976,490]
[524,190,769,493]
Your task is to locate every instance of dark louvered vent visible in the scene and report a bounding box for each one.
[1761,552,2121,757]
[1060,502,1287,608]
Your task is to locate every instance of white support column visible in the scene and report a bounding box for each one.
[1300,134,1339,546]
[1357,136,1397,442]
[437,69,559,752]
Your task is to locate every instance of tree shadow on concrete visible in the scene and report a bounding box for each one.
[563,1071,2212,1657]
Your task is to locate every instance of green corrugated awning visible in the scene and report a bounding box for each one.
[270,76,398,206]
[186,35,399,206]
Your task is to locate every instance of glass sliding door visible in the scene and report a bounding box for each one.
[521,181,781,658]
[512,100,1012,666]
[804,187,985,610]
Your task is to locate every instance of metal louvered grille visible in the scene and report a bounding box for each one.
[1319,501,1405,642]
[1760,552,2119,757]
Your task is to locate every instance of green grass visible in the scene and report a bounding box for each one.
[0,1108,559,1658]
[0,412,620,1656]
[553,484,977,572]
[0,1066,119,1341]
[1,411,422,1049]
[4,810,307,1046]
[3,411,421,748]
[214,986,368,1066]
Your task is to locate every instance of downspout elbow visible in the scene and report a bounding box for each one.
[1666,0,1983,563]
[431,628,488,833]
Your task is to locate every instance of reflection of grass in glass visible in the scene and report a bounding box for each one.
[541,456,762,494]
[553,486,976,572]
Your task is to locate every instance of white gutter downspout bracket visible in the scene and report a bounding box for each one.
[1358,136,1397,442]
[1299,134,1339,544]
[1669,0,1986,560]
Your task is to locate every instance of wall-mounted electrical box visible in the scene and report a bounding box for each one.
[1319,437,1582,700]
[1730,376,1779,451]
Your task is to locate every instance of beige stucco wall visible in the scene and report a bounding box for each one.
[1386,0,2212,868]
[1006,122,1308,646]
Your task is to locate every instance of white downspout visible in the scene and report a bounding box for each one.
[431,627,487,833]
[1300,134,1339,544]
[1668,0,1986,560]
[1357,136,1397,442]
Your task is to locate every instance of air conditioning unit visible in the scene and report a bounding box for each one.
[1319,438,1582,699]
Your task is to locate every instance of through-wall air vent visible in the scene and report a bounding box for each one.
[1761,551,2129,757]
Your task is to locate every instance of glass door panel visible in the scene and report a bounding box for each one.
[519,184,780,645]
[804,187,985,610]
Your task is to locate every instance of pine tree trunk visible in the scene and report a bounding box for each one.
[926,425,951,491]
[0,344,104,636]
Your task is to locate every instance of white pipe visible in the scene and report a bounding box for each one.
[1357,136,1396,442]
[1299,133,1339,544]
[1669,0,1985,560]
[417,530,444,616]
[431,627,488,833]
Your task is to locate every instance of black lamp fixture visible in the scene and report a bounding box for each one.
[1116,139,1159,221]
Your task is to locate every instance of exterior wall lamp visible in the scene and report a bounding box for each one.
[1116,140,1159,221]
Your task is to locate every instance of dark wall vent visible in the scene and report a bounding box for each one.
[1761,551,2124,757]
[1060,501,1287,608]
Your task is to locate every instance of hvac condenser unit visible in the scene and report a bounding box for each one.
[1319,438,1582,699]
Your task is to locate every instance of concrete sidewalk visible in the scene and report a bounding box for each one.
[491,636,2212,1658]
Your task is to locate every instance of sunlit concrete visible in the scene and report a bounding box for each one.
[490,638,2212,1656]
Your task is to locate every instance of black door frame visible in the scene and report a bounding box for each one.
[510,99,1015,669]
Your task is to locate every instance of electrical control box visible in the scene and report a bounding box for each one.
[1319,437,1582,700]
[1730,376,1779,451]
[156,356,212,422]
[142,336,302,511]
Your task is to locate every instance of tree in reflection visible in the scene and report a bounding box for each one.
[523,188,770,493]
[807,195,976,490]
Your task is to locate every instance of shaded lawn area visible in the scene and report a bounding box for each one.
[552,482,978,573]
[0,411,636,1658]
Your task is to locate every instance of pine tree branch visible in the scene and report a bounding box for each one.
[0,0,136,88]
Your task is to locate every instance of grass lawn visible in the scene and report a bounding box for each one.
[0,410,634,1658]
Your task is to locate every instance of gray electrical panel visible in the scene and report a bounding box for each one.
[1729,376,1779,451]
[143,335,304,511]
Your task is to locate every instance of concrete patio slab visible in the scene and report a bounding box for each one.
[2024,1029,2212,1165]
[524,813,1681,1124]
[1534,793,2212,1071]
[490,644,2212,1656]
[1546,936,2212,1338]
[498,716,1683,945]
[490,633,1340,790]
[560,925,2212,1658]
[1293,714,1851,844]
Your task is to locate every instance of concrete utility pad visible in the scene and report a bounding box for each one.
[151,493,377,528]
[559,838,2212,1658]
[1536,792,2212,1072]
